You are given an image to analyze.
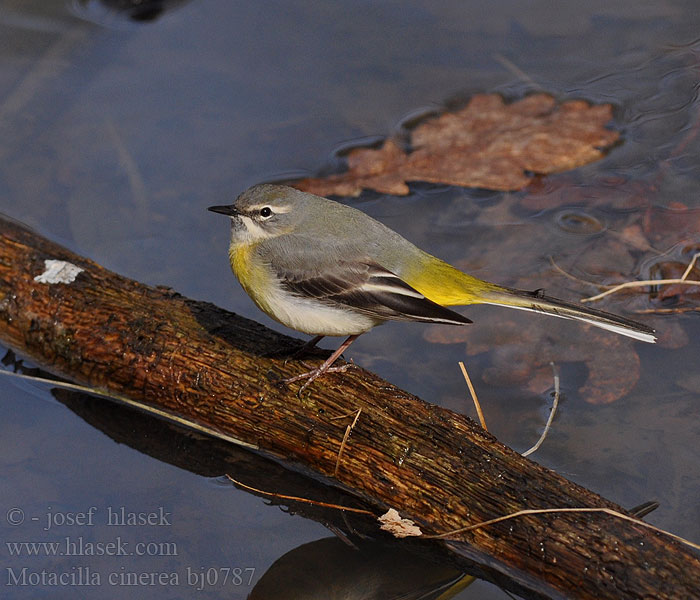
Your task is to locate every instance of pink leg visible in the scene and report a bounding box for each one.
[290,335,324,359]
[284,334,359,393]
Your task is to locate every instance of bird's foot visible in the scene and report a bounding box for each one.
[283,361,355,395]
[279,334,360,395]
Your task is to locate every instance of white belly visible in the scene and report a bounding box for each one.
[252,280,380,336]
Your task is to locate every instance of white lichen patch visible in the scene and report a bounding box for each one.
[34,259,84,284]
[378,508,423,538]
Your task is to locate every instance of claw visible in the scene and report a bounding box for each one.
[282,334,360,393]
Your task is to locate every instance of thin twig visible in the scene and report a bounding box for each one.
[581,278,700,303]
[522,362,560,457]
[105,119,150,224]
[0,26,86,124]
[680,251,700,281]
[0,369,118,400]
[548,256,605,289]
[329,409,361,420]
[493,53,542,89]
[334,408,362,477]
[0,369,259,450]
[426,506,700,552]
[458,361,487,431]
[633,307,700,315]
[581,251,700,303]
[225,475,374,515]
[605,228,660,253]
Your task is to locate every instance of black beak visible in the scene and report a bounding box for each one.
[207,205,239,216]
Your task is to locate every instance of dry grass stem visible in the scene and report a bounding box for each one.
[334,408,362,477]
[522,362,560,457]
[581,277,700,303]
[680,251,700,280]
[581,252,700,303]
[427,506,700,552]
[548,256,606,288]
[492,53,542,89]
[633,306,700,314]
[0,369,112,398]
[459,361,487,430]
[0,27,86,123]
[606,228,659,253]
[106,120,150,221]
[225,475,374,515]
[0,369,261,450]
[329,409,361,420]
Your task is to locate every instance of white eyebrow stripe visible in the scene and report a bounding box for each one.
[249,204,292,214]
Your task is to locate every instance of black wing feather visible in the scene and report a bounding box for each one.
[278,261,472,326]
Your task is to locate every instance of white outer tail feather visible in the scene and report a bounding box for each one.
[484,302,657,343]
[480,288,657,344]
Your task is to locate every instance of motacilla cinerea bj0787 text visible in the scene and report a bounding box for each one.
[209,184,655,392]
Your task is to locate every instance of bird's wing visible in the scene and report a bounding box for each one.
[277,260,472,325]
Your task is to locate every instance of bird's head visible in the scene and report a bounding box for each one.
[208,184,310,244]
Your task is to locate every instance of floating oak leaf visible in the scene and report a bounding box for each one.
[293,94,619,197]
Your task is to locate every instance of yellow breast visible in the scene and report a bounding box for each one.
[229,242,269,305]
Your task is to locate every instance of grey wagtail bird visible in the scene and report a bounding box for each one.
[209,184,656,391]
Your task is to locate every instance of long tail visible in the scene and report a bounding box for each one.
[404,255,656,343]
[480,286,656,343]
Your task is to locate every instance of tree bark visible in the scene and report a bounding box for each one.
[0,215,698,599]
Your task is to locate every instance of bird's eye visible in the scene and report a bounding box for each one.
[259,207,272,218]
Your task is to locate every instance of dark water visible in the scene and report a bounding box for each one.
[1,1,699,598]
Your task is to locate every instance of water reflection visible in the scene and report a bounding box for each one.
[249,537,473,600]
[72,0,192,24]
[49,384,482,597]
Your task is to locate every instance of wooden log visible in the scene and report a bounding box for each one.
[0,215,698,599]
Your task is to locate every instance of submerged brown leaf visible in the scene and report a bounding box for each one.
[294,94,619,196]
[425,317,640,405]
[643,203,700,247]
